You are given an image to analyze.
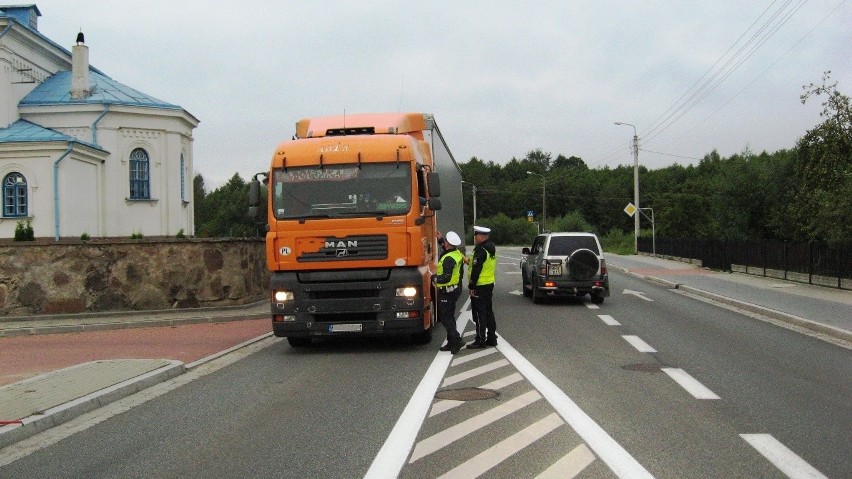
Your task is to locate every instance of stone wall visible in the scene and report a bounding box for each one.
[0,239,268,316]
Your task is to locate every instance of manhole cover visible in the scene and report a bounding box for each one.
[435,387,500,401]
[621,363,662,373]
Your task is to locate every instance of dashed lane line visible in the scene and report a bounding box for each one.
[661,368,720,400]
[622,335,657,353]
[741,434,828,479]
[409,390,543,462]
[598,314,621,326]
[436,413,565,479]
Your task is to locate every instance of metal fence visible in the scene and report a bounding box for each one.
[638,237,851,290]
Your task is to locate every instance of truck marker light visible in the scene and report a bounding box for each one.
[397,311,419,319]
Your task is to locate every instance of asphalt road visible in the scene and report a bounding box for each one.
[1,248,849,478]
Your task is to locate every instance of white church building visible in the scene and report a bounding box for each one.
[0,4,199,240]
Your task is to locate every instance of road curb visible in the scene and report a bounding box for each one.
[615,265,852,344]
[0,360,185,450]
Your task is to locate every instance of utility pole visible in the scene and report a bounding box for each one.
[526,171,546,233]
[615,122,639,254]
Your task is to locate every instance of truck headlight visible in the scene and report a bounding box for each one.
[273,290,294,302]
[396,287,418,298]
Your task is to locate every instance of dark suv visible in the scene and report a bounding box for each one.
[520,232,610,304]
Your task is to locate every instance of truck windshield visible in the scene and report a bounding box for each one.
[271,163,413,220]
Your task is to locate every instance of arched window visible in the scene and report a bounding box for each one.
[129,148,150,199]
[3,172,27,217]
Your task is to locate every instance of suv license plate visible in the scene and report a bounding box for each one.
[548,264,563,276]
[329,323,362,333]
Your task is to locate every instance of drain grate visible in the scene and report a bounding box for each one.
[435,387,500,401]
[621,363,662,373]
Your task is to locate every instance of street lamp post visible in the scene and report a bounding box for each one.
[461,180,477,227]
[614,122,639,254]
[526,171,546,233]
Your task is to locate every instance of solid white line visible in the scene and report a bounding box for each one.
[429,373,524,417]
[661,368,720,400]
[598,314,621,326]
[741,434,828,479]
[437,413,564,479]
[441,359,510,387]
[536,443,597,479]
[622,335,657,353]
[364,352,453,479]
[409,390,542,462]
[498,338,656,479]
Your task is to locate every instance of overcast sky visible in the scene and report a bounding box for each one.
[31,1,851,188]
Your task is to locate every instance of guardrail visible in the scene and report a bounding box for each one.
[638,237,851,290]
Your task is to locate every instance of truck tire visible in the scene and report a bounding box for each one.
[568,249,599,281]
[412,301,435,345]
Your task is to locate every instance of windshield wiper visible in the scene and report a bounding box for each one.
[335,211,389,217]
[283,214,332,223]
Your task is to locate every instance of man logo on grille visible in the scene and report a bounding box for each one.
[336,249,348,257]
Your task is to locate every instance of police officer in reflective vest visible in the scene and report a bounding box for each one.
[467,225,498,348]
[435,231,465,354]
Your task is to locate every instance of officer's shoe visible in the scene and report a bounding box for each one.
[486,336,498,347]
[439,342,453,352]
[466,340,487,349]
[450,339,465,355]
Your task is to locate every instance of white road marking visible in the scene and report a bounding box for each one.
[437,413,564,479]
[429,373,524,417]
[585,303,601,309]
[498,339,655,478]
[364,352,454,479]
[409,390,542,462]
[661,368,720,400]
[441,359,510,387]
[741,434,828,479]
[623,289,653,301]
[451,348,498,366]
[598,314,621,326]
[536,443,597,479]
[622,335,657,353]
[509,290,523,295]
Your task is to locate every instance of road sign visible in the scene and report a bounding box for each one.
[624,203,637,217]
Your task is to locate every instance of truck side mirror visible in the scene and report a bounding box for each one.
[428,197,442,211]
[248,179,261,207]
[427,172,441,197]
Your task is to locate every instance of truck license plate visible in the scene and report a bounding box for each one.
[329,323,363,333]
[548,264,562,276]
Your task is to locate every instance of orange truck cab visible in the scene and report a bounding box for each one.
[249,113,465,347]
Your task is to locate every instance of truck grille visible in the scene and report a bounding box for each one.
[298,235,388,262]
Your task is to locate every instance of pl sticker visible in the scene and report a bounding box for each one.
[279,246,291,256]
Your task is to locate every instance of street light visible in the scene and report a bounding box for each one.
[461,180,477,228]
[614,122,639,254]
[526,171,546,233]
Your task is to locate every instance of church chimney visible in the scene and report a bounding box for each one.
[71,31,90,100]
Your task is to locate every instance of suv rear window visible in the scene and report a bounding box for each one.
[547,236,599,255]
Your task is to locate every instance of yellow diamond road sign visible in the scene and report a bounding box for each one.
[624,203,637,217]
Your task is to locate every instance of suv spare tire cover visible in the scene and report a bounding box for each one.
[568,248,599,281]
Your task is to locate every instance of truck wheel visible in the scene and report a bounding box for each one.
[287,337,311,347]
[412,302,435,345]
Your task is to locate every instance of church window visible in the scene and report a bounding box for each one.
[3,172,28,217]
[129,148,150,199]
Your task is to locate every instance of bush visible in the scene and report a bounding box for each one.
[131,231,144,240]
[80,232,91,242]
[600,228,634,255]
[14,220,34,241]
[176,229,186,239]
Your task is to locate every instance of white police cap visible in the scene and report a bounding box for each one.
[445,231,462,246]
[473,226,491,234]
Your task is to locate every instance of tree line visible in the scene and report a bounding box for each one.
[194,73,850,247]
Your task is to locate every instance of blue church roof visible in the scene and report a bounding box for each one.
[0,119,102,149]
[20,70,181,109]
